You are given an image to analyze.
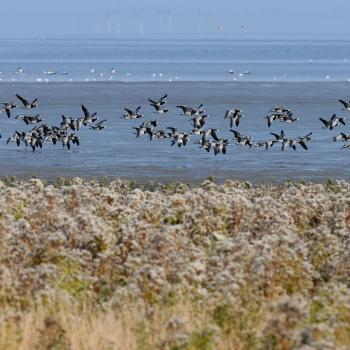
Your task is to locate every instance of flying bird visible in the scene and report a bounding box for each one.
[122,106,143,119]
[148,94,167,107]
[339,100,350,111]
[0,102,16,118]
[319,114,345,130]
[81,105,98,124]
[16,94,38,109]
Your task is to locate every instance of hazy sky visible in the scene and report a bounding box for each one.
[1,0,350,37]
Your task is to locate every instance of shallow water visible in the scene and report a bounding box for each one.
[1,81,350,183]
[1,37,350,82]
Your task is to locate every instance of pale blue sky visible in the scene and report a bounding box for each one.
[1,0,350,37]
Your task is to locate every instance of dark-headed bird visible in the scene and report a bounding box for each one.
[319,114,345,130]
[81,105,98,125]
[122,106,143,119]
[16,114,43,125]
[148,94,167,107]
[152,104,169,114]
[16,94,38,109]
[225,109,244,127]
[90,119,107,130]
[0,102,16,118]
[339,100,350,111]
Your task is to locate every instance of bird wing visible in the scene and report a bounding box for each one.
[81,105,90,118]
[211,129,219,141]
[302,132,312,140]
[124,108,134,115]
[176,105,187,113]
[95,119,107,126]
[230,129,240,138]
[299,141,308,150]
[339,100,349,108]
[146,127,153,134]
[167,127,177,134]
[16,94,29,107]
[267,115,274,127]
[319,118,329,127]
[281,141,287,151]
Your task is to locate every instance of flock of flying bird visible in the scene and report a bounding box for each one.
[1,93,350,155]
[0,94,106,151]
[121,94,350,155]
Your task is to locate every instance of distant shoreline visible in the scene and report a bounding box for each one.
[2,176,350,186]
[2,80,350,85]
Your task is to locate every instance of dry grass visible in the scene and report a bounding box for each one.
[0,177,350,349]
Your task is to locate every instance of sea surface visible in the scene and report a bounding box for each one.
[1,37,350,183]
[2,37,350,83]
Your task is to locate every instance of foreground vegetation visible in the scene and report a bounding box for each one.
[0,177,350,349]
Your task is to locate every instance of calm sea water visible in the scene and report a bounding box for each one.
[1,37,350,82]
[1,38,350,183]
